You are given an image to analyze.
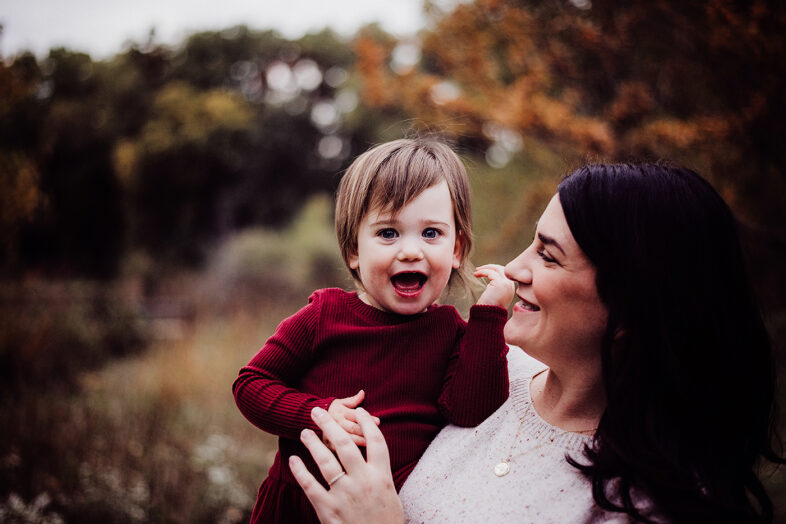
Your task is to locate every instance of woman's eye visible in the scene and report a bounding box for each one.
[422,228,440,239]
[378,228,398,240]
[537,249,557,263]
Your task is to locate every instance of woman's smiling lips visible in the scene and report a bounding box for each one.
[391,272,427,297]
[513,295,540,312]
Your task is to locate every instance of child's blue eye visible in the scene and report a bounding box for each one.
[423,228,440,239]
[378,228,398,240]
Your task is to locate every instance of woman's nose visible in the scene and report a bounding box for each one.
[504,250,533,285]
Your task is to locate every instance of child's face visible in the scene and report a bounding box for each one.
[349,181,463,315]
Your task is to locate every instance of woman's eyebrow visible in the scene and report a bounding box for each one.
[537,232,566,256]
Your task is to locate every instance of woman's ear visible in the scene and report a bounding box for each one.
[452,231,465,269]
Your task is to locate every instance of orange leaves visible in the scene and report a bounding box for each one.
[353,0,618,155]
[353,36,394,108]
[607,82,655,127]
[351,0,786,228]
[0,153,44,230]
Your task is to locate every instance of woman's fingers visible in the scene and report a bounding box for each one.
[335,407,363,437]
[289,454,328,501]
[292,407,404,524]
[346,407,381,426]
[356,407,392,470]
[336,422,367,446]
[301,428,345,482]
[339,415,362,436]
[321,432,366,450]
[312,407,366,472]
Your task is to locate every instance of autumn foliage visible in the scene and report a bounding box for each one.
[354,0,786,230]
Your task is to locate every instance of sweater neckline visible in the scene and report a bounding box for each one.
[343,290,436,326]
[509,366,595,452]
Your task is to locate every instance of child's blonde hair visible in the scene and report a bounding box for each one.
[335,138,473,284]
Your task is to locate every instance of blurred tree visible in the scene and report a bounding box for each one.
[168,26,355,91]
[355,0,786,230]
[116,82,257,263]
[0,53,45,270]
[21,49,124,276]
[103,44,169,137]
[113,26,369,267]
[0,25,384,275]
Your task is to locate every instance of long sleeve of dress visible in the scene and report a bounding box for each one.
[438,304,509,427]
[232,293,335,440]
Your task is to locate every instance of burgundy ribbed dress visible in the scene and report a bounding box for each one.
[233,288,509,523]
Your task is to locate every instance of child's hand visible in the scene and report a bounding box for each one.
[326,390,381,448]
[474,264,516,309]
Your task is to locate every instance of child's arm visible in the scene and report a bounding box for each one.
[438,264,514,427]
[233,293,378,444]
[233,296,336,440]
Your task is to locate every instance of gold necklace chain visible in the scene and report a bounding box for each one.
[493,402,597,477]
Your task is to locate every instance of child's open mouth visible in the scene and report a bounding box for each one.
[391,272,427,296]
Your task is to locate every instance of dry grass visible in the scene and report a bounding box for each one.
[1,303,291,523]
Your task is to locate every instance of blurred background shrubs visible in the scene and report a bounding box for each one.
[1,0,785,521]
[204,195,348,312]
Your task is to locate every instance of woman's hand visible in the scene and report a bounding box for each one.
[474,263,515,309]
[290,406,404,524]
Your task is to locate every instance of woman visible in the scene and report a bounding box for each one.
[290,163,783,523]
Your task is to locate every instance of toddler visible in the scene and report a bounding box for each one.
[233,138,514,523]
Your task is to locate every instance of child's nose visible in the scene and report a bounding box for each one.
[397,238,424,261]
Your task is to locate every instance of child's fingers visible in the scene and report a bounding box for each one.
[475,263,503,271]
[473,267,490,278]
[476,265,513,287]
[475,264,516,308]
[339,389,365,408]
[474,264,506,278]
[474,269,496,280]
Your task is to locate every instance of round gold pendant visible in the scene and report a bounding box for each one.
[493,461,510,477]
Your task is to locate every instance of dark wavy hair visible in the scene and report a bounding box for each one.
[558,163,783,522]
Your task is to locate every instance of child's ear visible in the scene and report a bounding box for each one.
[452,232,464,269]
[348,252,359,270]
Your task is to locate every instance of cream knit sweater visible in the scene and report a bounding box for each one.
[399,347,636,523]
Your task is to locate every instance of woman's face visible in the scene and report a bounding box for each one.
[504,194,608,365]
